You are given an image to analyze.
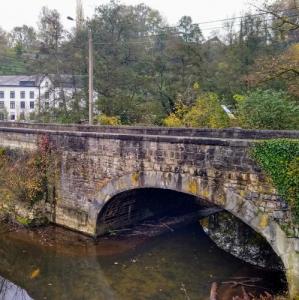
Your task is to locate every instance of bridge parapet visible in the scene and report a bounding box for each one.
[0,121,299,139]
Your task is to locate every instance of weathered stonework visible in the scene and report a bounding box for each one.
[0,122,298,299]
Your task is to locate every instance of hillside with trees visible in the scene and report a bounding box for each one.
[0,0,298,129]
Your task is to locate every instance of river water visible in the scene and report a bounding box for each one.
[0,222,287,300]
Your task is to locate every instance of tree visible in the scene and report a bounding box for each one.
[236,89,299,130]
[38,6,64,52]
[178,16,204,43]
[249,43,299,97]
[259,0,299,42]
[9,25,37,54]
[0,27,8,52]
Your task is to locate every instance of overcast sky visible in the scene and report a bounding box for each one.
[0,0,261,33]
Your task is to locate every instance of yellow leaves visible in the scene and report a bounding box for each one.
[30,268,40,279]
[183,93,230,129]
[163,93,230,129]
[163,114,182,127]
[233,94,246,104]
[193,82,200,91]
[173,99,189,119]
[286,43,299,61]
[97,114,121,125]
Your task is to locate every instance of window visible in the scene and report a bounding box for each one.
[30,91,34,99]
[0,101,4,109]
[10,91,15,99]
[20,91,25,99]
[0,112,4,121]
[30,101,35,109]
[20,101,26,109]
[10,101,15,109]
[0,91,4,99]
[20,81,35,87]
[45,102,49,109]
[45,92,49,99]
[45,81,49,88]
[10,114,15,121]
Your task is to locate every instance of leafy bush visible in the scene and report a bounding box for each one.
[164,93,230,128]
[97,114,121,126]
[0,136,54,206]
[237,89,299,130]
[251,139,299,223]
[163,114,183,127]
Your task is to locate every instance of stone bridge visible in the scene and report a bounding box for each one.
[0,122,298,298]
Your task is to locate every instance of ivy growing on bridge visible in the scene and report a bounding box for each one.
[251,139,299,224]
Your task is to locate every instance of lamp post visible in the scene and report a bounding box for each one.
[67,16,94,125]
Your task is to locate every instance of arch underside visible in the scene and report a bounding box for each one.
[88,170,299,298]
[91,171,280,246]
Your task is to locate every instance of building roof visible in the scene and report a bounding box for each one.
[0,75,44,87]
[203,36,225,47]
[0,74,85,89]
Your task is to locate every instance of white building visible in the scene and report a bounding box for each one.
[0,75,84,121]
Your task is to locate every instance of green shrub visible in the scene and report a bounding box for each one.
[251,139,299,223]
[237,89,299,130]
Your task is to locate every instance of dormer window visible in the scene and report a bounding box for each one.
[20,81,35,87]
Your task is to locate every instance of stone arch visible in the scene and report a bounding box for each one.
[88,170,299,299]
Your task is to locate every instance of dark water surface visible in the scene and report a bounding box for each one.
[0,223,287,300]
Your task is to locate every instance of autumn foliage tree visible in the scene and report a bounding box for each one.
[249,44,299,97]
[164,92,230,128]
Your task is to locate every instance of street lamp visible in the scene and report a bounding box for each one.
[67,16,94,125]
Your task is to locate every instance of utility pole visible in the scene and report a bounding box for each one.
[67,14,94,125]
[88,28,94,125]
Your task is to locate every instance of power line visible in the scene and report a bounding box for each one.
[1,9,297,53]
[87,14,299,46]
[160,8,299,28]
[87,8,299,40]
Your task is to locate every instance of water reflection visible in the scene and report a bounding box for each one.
[0,223,287,300]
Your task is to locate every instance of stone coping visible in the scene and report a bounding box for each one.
[0,126,252,147]
[0,122,298,140]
